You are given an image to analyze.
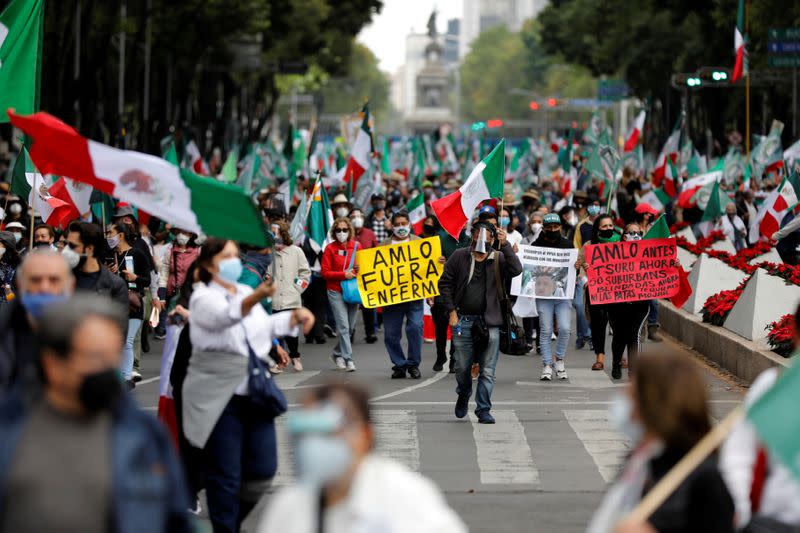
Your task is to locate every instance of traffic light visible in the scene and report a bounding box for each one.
[471,121,486,131]
[712,70,728,81]
[698,67,732,85]
[687,77,701,87]
[486,119,504,129]
[547,98,558,107]
[529,101,539,111]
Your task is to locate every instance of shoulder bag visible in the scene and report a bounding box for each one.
[245,336,288,419]
[340,242,362,305]
[494,254,528,355]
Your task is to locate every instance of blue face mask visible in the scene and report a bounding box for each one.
[587,205,601,217]
[295,433,353,487]
[608,392,643,444]
[20,292,69,320]
[217,257,243,283]
[498,216,510,228]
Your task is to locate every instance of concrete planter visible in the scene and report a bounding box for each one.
[660,301,789,385]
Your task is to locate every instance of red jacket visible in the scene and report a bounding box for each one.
[355,227,378,250]
[321,240,358,292]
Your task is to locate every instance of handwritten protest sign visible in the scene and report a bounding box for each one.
[511,246,578,299]
[585,238,680,305]
[356,237,443,309]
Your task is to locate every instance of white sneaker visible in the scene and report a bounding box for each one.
[555,359,568,380]
[291,358,304,372]
[345,360,356,372]
[331,354,346,370]
[540,365,553,381]
[268,365,283,375]
[551,332,557,341]
[131,370,142,383]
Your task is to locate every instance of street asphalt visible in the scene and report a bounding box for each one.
[133,318,744,533]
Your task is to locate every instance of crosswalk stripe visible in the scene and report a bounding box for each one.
[470,410,539,485]
[274,370,321,390]
[563,410,630,483]
[273,409,420,486]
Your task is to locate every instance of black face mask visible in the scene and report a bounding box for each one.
[542,229,560,241]
[79,368,123,412]
[598,228,615,239]
[423,225,435,234]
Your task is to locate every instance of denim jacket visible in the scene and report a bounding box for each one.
[0,390,193,533]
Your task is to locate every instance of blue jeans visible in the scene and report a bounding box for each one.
[204,396,277,533]
[648,299,659,325]
[327,290,358,361]
[572,278,591,340]
[452,316,500,414]
[121,318,142,379]
[383,300,423,369]
[536,298,572,365]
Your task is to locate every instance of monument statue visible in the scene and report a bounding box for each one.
[426,8,438,38]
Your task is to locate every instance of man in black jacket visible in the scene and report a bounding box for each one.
[439,220,522,424]
[65,222,129,313]
[0,250,76,395]
[533,213,576,381]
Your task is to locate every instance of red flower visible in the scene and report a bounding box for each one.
[766,314,795,357]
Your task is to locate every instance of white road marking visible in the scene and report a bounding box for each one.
[369,370,450,401]
[274,370,321,389]
[470,410,539,485]
[564,410,630,482]
[273,416,293,486]
[138,376,160,385]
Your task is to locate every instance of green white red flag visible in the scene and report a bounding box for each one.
[653,120,681,184]
[732,0,747,83]
[623,110,646,152]
[10,146,72,228]
[431,139,505,239]
[9,111,268,246]
[343,103,374,190]
[405,193,426,235]
[750,177,798,241]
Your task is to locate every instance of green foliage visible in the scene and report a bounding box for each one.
[318,44,390,118]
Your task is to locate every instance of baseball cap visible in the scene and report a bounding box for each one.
[543,213,561,225]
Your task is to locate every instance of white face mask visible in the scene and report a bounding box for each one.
[175,234,190,246]
[9,203,22,215]
[11,232,22,244]
[335,230,349,243]
[335,207,350,218]
[531,222,543,233]
[608,392,644,444]
[351,217,364,229]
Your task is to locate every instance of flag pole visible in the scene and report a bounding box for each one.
[29,208,35,250]
[745,0,750,164]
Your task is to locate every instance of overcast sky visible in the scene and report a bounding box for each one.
[357,0,464,74]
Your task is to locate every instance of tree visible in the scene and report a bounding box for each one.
[318,43,390,119]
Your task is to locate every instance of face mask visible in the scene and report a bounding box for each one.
[12,232,22,243]
[106,235,120,249]
[9,203,22,215]
[194,234,207,246]
[499,216,510,228]
[609,392,643,443]
[20,292,69,320]
[175,234,190,246]
[351,217,364,229]
[295,433,353,487]
[335,207,349,218]
[61,245,84,269]
[542,229,560,241]
[335,230,349,243]
[531,223,543,233]
[374,201,385,210]
[587,205,601,216]
[393,225,410,238]
[217,257,243,283]
[473,227,491,254]
[566,214,578,226]
[598,228,615,239]
[79,368,123,412]
[423,224,435,234]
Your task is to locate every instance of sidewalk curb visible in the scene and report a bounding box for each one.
[659,302,789,385]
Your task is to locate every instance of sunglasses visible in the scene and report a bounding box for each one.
[625,231,644,236]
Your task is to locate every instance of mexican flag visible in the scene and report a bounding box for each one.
[405,193,426,235]
[9,111,268,246]
[306,175,333,253]
[639,187,672,213]
[10,146,72,228]
[750,120,785,180]
[700,180,733,222]
[50,177,93,228]
[343,103,374,190]
[183,139,208,175]
[219,148,238,183]
[623,110,646,152]
[750,177,798,241]
[0,0,43,122]
[431,139,505,239]
[644,215,692,308]
[746,358,800,484]
[653,121,681,182]
[732,0,747,83]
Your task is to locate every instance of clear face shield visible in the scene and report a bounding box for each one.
[473,227,492,254]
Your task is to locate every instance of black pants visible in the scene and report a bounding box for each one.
[362,306,376,337]
[302,276,326,341]
[431,303,453,364]
[607,302,650,371]
[588,302,609,355]
[522,317,541,348]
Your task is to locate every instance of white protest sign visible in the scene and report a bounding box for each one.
[511,245,578,299]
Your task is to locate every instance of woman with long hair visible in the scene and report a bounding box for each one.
[183,237,314,532]
[0,231,21,304]
[576,214,619,372]
[107,221,150,385]
[269,220,311,371]
[587,351,734,533]
[321,217,360,372]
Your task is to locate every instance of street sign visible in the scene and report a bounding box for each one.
[597,79,629,101]
[768,28,800,69]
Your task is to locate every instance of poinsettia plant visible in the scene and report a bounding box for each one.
[765,314,795,357]
[669,221,690,234]
[701,277,750,326]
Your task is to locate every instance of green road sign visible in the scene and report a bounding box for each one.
[769,28,800,41]
[769,56,800,68]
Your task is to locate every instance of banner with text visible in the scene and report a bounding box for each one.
[356,237,443,308]
[511,245,578,299]
[585,238,680,304]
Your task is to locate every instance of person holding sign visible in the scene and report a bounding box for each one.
[438,221,522,424]
[321,218,360,372]
[586,351,734,533]
[532,213,575,381]
[380,210,424,380]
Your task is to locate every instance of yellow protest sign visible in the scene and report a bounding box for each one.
[356,237,443,308]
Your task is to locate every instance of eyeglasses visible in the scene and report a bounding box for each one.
[625,231,644,236]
